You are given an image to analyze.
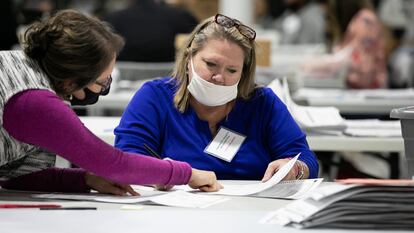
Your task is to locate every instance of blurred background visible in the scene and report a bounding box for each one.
[3,0,414,181]
[3,0,414,88]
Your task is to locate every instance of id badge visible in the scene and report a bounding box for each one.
[204,127,246,162]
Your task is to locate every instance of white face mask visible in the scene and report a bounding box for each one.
[187,58,238,107]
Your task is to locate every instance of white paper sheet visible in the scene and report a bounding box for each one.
[207,153,300,196]
[149,190,229,208]
[253,178,323,199]
[33,188,229,208]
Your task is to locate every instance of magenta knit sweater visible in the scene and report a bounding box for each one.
[1,90,191,192]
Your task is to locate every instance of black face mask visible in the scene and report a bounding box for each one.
[70,86,111,106]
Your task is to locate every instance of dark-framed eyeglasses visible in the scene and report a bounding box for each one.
[214,14,256,41]
[94,76,112,94]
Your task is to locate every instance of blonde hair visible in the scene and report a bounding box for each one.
[172,16,257,113]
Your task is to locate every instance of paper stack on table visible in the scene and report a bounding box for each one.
[268,79,404,137]
[343,119,402,137]
[268,79,346,132]
[260,179,414,230]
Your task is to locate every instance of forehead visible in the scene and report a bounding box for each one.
[196,38,245,66]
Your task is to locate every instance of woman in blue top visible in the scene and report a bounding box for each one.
[115,14,318,181]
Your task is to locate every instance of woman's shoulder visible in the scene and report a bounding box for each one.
[247,86,280,102]
[238,86,286,112]
[131,77,177,107]
[0,50,23,56]
[0,50,34,62]
[0,50,28,65]
[141,77,177,93]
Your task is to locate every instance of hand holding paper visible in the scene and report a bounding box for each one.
[208,153,301,196]
[262,156,305,182]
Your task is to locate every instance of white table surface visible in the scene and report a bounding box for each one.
[1,181,409,233]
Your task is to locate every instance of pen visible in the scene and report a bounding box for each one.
[143,144,162,159]
[0,204,62,209]
[40,207,97,210]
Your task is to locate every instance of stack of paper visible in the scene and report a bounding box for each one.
[362,88,414,99]
[261,179,414,230]
[343,119,402,137]
[268,79,346,132]
[294,87,414,101]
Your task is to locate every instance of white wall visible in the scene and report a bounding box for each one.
[219,0,254,26]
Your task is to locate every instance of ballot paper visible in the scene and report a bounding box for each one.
[206,153,301,196]
[33,187,228,209]
[33,185,164,203]
[176,178,323,200]
[93,190,229,208]
[144,190,229,208]
[253,178,323,199]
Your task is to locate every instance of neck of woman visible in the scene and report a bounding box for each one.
[190,98,235,135]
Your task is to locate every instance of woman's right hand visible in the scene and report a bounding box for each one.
[85,172,139,196]
[188,168,222,192]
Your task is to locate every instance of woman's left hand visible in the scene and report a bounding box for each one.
[85,172,140,196]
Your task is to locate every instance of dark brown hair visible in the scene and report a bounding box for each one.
[23,9,124,95]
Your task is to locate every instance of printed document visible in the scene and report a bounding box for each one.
[253,178,323,199]
[33,186,228,208]
[207,153,300,196]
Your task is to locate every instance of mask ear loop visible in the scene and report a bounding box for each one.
[190,57,197,75]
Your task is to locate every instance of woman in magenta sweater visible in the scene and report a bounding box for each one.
[0,10,221,195]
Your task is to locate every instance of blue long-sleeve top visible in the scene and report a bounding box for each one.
[115,77,319,180]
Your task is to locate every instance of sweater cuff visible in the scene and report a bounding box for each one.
[0,168,91,193]
[64,168,91,192]
[165,160,192,185]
